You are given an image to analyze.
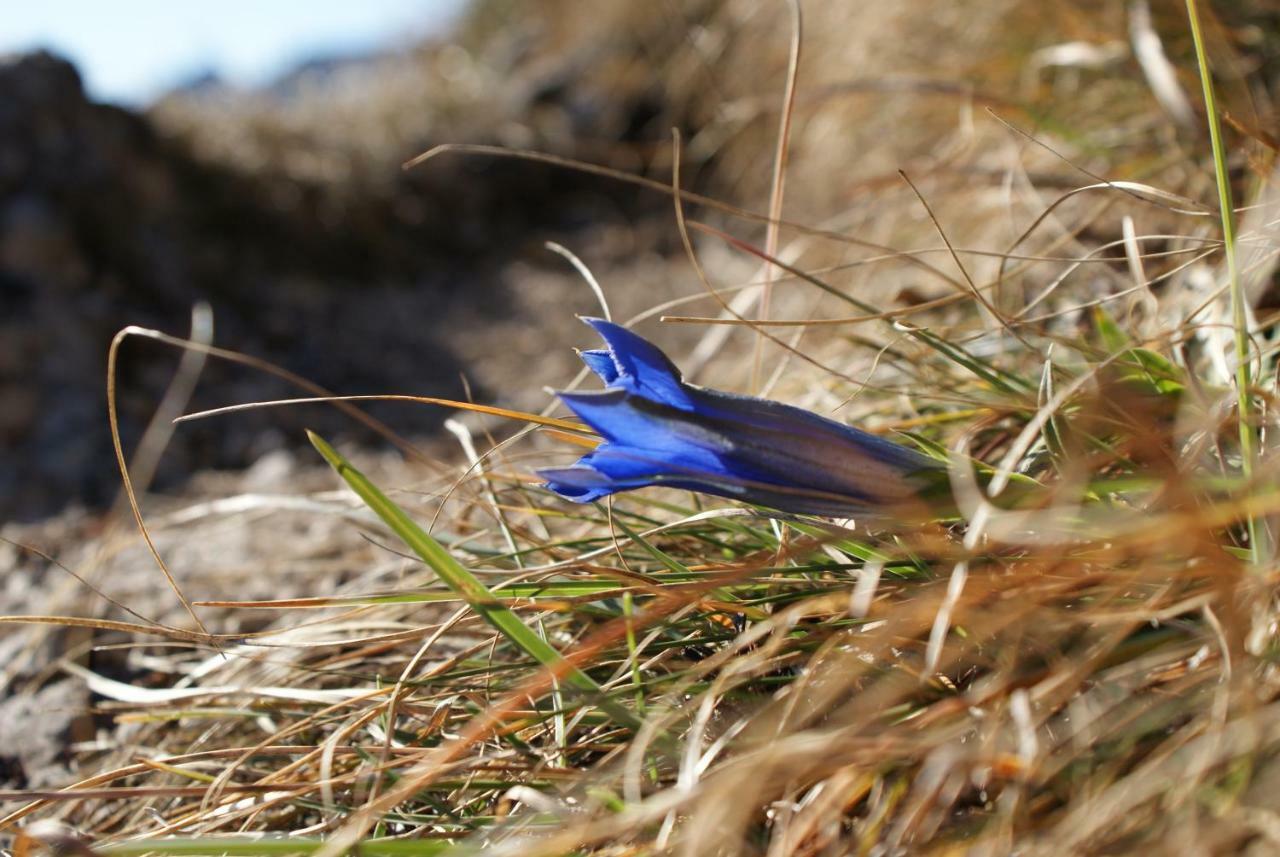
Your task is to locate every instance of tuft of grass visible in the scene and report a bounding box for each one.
[306,430,642,733]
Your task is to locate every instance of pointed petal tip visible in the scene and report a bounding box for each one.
[554,389,632,437]
[581,316,639,342]
[555,388,627,406]
[578,348,619,383]
[576,320,692,408]
[538,464,615,503]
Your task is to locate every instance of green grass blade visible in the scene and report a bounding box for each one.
[603,505,767,620]
[1185,0,1261,564]
[308,431,642,730]
[899,323,1034,396]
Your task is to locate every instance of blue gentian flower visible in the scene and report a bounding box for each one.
[539,319,943,518]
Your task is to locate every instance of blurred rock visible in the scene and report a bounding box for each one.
[0,28,672,522]
[0,679,89,788]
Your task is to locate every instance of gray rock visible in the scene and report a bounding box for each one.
[0,679,89,789]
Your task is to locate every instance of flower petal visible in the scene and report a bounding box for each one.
[578,349,619,384]
[556,390,730,459]
[538,464,618,502]
[540,441,739,500]
[581,318,692,408]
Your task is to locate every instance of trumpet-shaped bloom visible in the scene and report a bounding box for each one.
[539,319,942,517]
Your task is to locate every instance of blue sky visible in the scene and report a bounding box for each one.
[3,1,467,105]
